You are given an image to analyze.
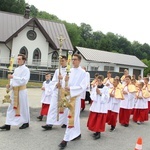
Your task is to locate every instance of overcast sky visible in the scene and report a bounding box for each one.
[26,0,150,44]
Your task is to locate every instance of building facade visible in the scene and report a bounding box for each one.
[0,11,73,70]
[75,47,147,78]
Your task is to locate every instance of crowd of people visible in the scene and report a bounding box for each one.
[0,53,150,149]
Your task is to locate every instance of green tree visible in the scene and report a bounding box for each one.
[30,5,38,17]
[99,35,113,51]
[37,11,60,21]
[105,32,119,51]
[0,0,26,14]
[131,41,147,59]
[90,31,104,49]
[117,36,132,54]
[141,43,150,59]
[63,21,81,46]
[79,23,93,47]
[142,59,150,76]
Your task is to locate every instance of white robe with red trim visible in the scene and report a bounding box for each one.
[41,81,53,104]
[63,66,87,141]
[46,67,68,125]
[5,64,30,126]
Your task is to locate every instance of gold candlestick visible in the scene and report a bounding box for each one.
[2,55,15,104]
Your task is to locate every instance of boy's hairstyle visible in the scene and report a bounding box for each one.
[144,77,149,82]
[61,55,67,60]
[73,54,82,60]
[107,71,111,74]
[114,78,119,83]
[125,75,131,80]
[139,82,144,87]
[131,78,136,83]
[94,73,99,77]
[18,54,26,61]
[45,72,51,76]
[97,75,104,81]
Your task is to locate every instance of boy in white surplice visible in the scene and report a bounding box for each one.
[37,73,53,121]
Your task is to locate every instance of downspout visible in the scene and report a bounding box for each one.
[5,42,11,57]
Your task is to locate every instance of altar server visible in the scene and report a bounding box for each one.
[0,54,30,130]
[37,73,53,121]
[87,75,109,140]
[119,75,137,127]
[58,54,87,149]
[42,56,68,130]
[107,79,124,131]
[133,82,150,124]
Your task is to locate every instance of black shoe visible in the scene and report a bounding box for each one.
[58,140,67,149]
[137,121,141,125]
[41,125,52,130]
[0,125,10,131]
[37,115,43,121]
[19,123,29,129]
[81,108,85,112]
[110,126,115,132]
[94,132,101,140]
[61,124,67,128]
[92,132,98,137]
[71,134,81,141]
[123,124,129,127]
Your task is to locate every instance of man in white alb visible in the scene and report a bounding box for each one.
[42,56,68,130]
[0,54,30,130]
[58,54,87,149]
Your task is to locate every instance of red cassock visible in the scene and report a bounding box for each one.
[119,84,137,125]
[133,89,150,122]
[133,109,148,122]
[148,101,150,112]
[87,112,107,132]
[119,108,132,125]
[81,99,85,109]
[107,110,118,127]
[107,87,124,127]
[87,85,109,132]
[40,104,50,116]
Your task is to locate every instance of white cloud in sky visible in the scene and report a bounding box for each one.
[26,0,150,44]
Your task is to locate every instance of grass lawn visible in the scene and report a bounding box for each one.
[0,78,42,88]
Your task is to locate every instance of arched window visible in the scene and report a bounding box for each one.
[33,48,41,64]
[51,51,58,68]
[20,46,28,58]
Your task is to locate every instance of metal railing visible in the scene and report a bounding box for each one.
[0,57,59,69]
[0,69,54,82]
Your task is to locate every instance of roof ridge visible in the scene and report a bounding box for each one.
[76,46,147,68]
[0,10,63,25]
[0,10,30,18]
[37,17,63,25]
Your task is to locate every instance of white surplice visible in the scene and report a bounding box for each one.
[134,91,148,109]
[46,67,68,125]
[41,80,53,104]
[108,90,121,113]
[120,86,135,109]
[81,71,90,99]
[104,79,113,89]
[63,66,87,141]
[5,64,30,126]
[90,86,109,113]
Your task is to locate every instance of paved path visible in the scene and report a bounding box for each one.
[0,88,150,150]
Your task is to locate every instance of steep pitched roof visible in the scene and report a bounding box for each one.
[0,11,73,50]
[76,46,147,68]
